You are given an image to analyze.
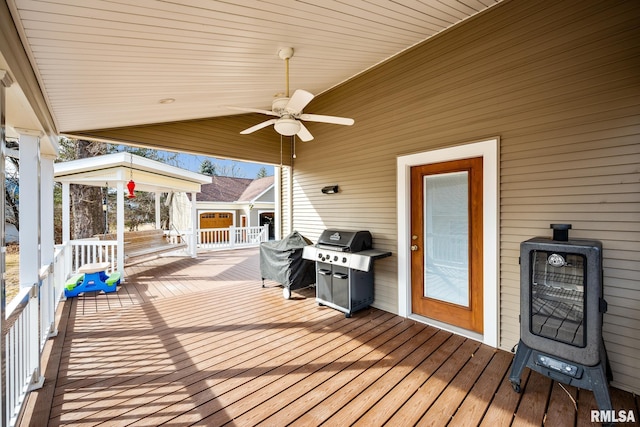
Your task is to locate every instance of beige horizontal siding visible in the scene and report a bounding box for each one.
[290,0,640,393]
[501,131,639,393]
[278,166,292,237]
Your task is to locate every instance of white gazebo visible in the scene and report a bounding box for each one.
[54,152,212,277]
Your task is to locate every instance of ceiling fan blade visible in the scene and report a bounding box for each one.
[240,119,278,134]
[286,89,314,114]
[228,106,279,117]
[299,113,354,126]
[296,122,314,142]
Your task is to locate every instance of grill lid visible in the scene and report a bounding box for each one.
[316,229,372,252]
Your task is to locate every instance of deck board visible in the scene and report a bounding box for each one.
[512,367,553,426]
[352,333,464,426]
[417,345,498,426]
[544,382,578,426]
[302,325,440,427]
[19,247,637,426]
[448,349,513,426]
[384,338,482,426]
[323,329,451,426]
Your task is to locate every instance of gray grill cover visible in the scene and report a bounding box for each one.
[260,231,316,290]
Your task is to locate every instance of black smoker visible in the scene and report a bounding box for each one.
[302,230,391,318]
[509,224,612,411]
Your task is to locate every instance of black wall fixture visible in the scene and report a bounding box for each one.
[321,185,339,194]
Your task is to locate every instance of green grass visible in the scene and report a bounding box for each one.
[5,251,20,303]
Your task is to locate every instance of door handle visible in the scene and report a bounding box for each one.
[411,245,419,251]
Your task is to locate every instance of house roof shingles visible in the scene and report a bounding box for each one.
[238,176,274,202]
[194,175,273,203]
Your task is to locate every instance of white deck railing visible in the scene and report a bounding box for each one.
[4,245,67,427]
[68,239,118,274]
[196,225,269,250]
[4,227,267,425]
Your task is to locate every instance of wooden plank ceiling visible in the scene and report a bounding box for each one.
[7,0,500,136]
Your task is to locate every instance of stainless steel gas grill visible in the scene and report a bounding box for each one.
[302,229,391,317]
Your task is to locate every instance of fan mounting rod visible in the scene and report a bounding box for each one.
[279,47,294,97]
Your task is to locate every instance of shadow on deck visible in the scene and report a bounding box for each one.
[19,248,639,426]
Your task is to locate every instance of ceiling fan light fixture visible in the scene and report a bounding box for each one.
[274,117,300,136]
[231,48,353,141]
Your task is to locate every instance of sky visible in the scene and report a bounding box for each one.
[158,150,274,179]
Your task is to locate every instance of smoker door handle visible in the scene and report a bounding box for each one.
[333,272,348,279]
[318,269,332,276]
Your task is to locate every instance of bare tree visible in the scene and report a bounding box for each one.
[5,140,20,231]
[69,140,107,239]
[199,158,246,178]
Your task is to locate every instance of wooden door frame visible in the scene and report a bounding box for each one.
[397,138,500,347]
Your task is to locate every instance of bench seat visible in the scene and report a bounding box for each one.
[106,271,121,286]
[65,274,84,291]
[95,229,187,265]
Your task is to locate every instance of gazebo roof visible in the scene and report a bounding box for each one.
[54,152,211,193]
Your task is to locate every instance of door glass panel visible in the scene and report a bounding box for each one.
[423,171,469,306]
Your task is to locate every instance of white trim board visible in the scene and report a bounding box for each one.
[396,138,500,347]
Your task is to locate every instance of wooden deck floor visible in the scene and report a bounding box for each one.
[20,248,639,426]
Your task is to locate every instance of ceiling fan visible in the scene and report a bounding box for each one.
[228,47,354,142]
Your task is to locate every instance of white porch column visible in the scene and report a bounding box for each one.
[16,128,44,392]
[274,166,282,240]
[191,192,197,258]
[18,129,41,288]
[1,70,12,425]
[116,181,125,278]
[62,182,71,275]
[155,192,161,229]
[40,154,55,267]
[62,182,70,243]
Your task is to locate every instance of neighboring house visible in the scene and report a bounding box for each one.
[171,175,275,239]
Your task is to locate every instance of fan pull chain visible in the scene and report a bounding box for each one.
[292,135,296,159]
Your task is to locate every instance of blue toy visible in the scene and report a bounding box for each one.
[64,266,121,298]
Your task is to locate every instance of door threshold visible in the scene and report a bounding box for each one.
[409,313,487,345]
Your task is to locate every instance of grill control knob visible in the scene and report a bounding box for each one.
[342,257,347,263]
[318,253,322,259]
[333,255,338,261]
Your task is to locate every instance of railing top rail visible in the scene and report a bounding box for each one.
[39,263,54,280]
[69,239,118,246]
[197,225,265,231]
[4,285,35,330]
